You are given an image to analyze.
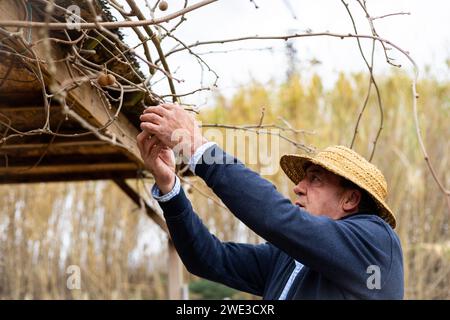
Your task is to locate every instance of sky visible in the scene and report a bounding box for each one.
[116,0,450,105]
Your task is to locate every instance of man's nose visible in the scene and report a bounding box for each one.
[293,179,307,195]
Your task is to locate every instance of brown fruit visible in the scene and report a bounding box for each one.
[158,1,168,11]
[106,74,116,85]
[97,72,109,87]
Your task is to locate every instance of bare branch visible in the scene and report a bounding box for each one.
[0,0,219,30]
[371,12,410,21]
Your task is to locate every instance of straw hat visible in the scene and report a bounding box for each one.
[280,145,396,229]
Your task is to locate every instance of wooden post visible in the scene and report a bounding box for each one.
[114,180,168,234]
[168,239,183,299]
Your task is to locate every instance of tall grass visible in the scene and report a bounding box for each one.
[0,70,448,299]
[0,182,168,299]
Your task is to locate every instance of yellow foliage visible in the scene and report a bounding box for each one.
[0,71,448,299]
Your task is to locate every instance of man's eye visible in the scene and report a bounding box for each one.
[311,175,319,182]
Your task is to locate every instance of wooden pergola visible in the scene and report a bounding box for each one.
[0,0,183,299]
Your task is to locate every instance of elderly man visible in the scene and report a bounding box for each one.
[137,103,404,299]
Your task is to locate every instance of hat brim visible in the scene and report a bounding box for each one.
[280,154,396,229]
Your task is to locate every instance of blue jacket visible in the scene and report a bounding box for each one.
[158,145,404,299]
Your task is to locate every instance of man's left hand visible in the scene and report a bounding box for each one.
[140,103,206,158]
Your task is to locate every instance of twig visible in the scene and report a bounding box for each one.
[371,12,410,21]
[411,78,450,211]
[341,0,383,160]
[0,0,219,30]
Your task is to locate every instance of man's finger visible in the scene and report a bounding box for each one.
[145,134,159,153]
[143,106,168,117]
[136,130,150,152]
[158,103,177,110]
[140,122,159,134]
[150,143,164,159]
[140,113,163,125]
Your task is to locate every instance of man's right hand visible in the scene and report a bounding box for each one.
[139,103,207,160]
[137,131,176,194]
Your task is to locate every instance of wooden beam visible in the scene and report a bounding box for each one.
[0,170,139,184]
[1,131,97,145]
[1,140,117,157]
[1,140,108,149]
[0,56,42,99]
[0,153,131,166]
[114,179,168,234]
[168,240,183,300]
[0,106,48,112]
[0,162,137,176]
[0,104,62,125]
[0,0,144,166]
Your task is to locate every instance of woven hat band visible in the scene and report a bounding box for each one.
[317,149,388,200]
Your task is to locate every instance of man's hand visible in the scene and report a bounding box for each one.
[139,103,207,159]
[136,131,175,194]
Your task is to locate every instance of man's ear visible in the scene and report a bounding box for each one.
[342,189,361,213]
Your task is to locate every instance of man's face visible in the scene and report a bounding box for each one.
[293,164,349,219]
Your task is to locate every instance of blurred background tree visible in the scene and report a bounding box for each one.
[0,68,448,299]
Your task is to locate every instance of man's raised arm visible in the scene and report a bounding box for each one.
[135,127,275,296]
[139,104,398,295]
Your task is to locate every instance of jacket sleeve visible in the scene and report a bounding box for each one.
[159,187,276,296]
[194,145,399,294]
